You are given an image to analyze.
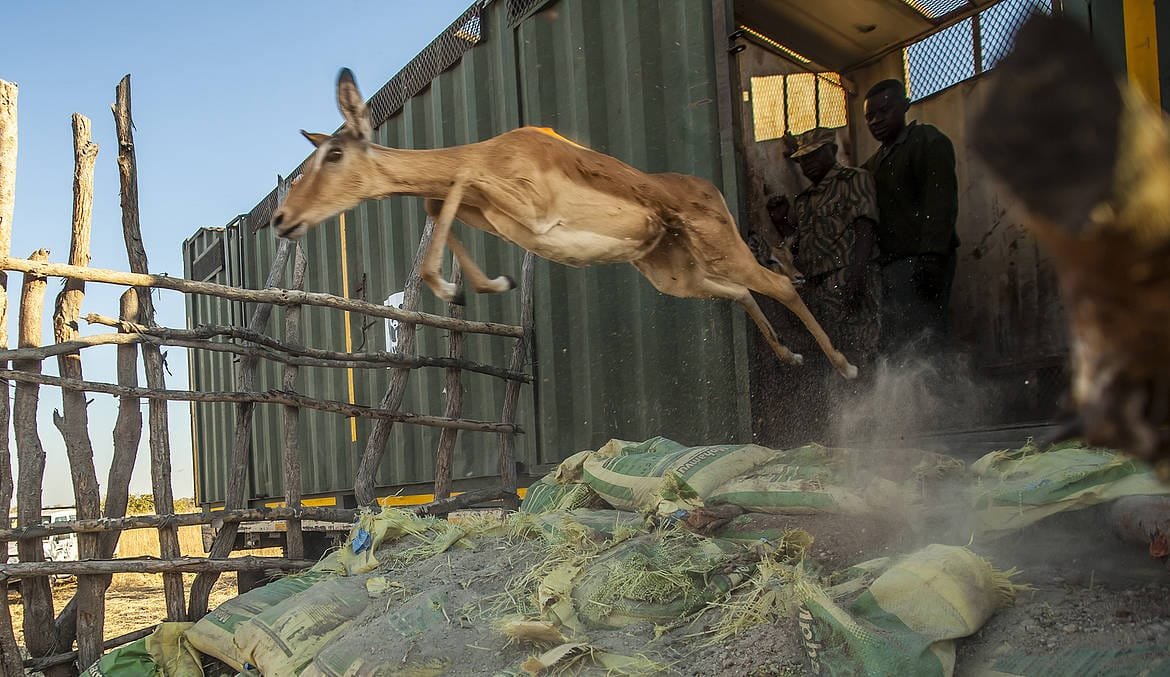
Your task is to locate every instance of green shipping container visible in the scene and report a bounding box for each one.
[183,0,751,508]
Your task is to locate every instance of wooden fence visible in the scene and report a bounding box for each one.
[0,74,532,676]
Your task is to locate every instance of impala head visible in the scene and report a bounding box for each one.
[767,237,805,286]
[272,68,376,239]
[747,229,804,286]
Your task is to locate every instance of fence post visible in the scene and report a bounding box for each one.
[354,219,436,506]
[113,74,186,622]
[433,261,463,500]
[15,249,59,668]
[188,228,293,618]
[51,112,104,670]
[282,231,306,560]
[498,252,536,511]
[52,289,145,650]
[0,77,24,677]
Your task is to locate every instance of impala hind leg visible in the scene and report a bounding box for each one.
[746,266,858,379]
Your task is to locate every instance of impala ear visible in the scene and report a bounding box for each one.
[336,68,372,142]
[300,130,331,147]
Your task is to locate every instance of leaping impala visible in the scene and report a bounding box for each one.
[271,69,858,379]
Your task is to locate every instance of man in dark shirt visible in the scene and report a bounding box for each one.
[862,79,959,355]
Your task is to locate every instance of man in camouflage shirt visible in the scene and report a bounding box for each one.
[785,127,882,367]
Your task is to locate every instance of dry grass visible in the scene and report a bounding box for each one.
[116,524,208,558]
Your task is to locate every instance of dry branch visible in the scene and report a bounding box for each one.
[0,506,358,541]
[54,112,104,670]
[0,556,317,579]
[15,249,57,664]
[356,219,435,506]
[499,252,536,510]
[114,75,186,622]
[0,76,22,677]
[24,624,158,673]
[73,317,531,382]
[0,256,524,338]
[283,242,306,559]
[434,263,464,500]
[412,486,518,517]
[0,368,520,433]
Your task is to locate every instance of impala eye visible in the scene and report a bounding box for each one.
[325,148,343,163]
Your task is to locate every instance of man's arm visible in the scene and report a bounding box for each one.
[915,130,959,252]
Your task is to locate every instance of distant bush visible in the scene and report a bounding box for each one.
[124,494,198,515]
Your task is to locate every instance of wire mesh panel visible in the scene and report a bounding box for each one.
[750,71,847,141]
[507,0,554,25]
[905,0,1052,102]
[906,18,975,101]
[366,5,483,125]
[785,73,819,135]
[901,0,974,20]
[750,75,785,140]
[981,0,1052,70]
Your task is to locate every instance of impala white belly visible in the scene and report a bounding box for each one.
[483,202,665,267]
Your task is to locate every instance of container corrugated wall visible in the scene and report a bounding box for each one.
[186,0,751,506]
[183,223,246,505]
[515,0,751,461]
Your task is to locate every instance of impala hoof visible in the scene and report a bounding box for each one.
[451,288,466,306]
[501,275,517,291]
[841,363,859,380]
[789,353,804,366]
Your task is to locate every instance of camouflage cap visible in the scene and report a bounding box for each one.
[788,127,837,159]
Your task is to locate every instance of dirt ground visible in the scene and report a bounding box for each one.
[8,523,282,670]
[7,572,241,649]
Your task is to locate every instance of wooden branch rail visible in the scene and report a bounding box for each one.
[24,624,158,672]
[0,556,316,579]
[0,506,358,541]
[0,256,524,338]
[0,369,521,433]
[70,317,531,382]
[412,486,517,517]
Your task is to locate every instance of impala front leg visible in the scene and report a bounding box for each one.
[447,234,516,295]
[422,174,470,303]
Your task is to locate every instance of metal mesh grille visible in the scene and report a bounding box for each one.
[367,4,483,125]
[901,0,974,20]
[750,72,848,142]
[905,0,1052,102]
[905,18,975,101]
[247,2,484,232]
[750,75,786,140]
[980,0,1052,70]
[507,0,553,25]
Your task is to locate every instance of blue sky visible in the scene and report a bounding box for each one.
[2,0,470,506]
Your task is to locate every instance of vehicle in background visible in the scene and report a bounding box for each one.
[6,507,82,587]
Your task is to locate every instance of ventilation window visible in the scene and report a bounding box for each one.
[905,0,1052,101]
[750,72,848,141]
[900,0,974,21]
